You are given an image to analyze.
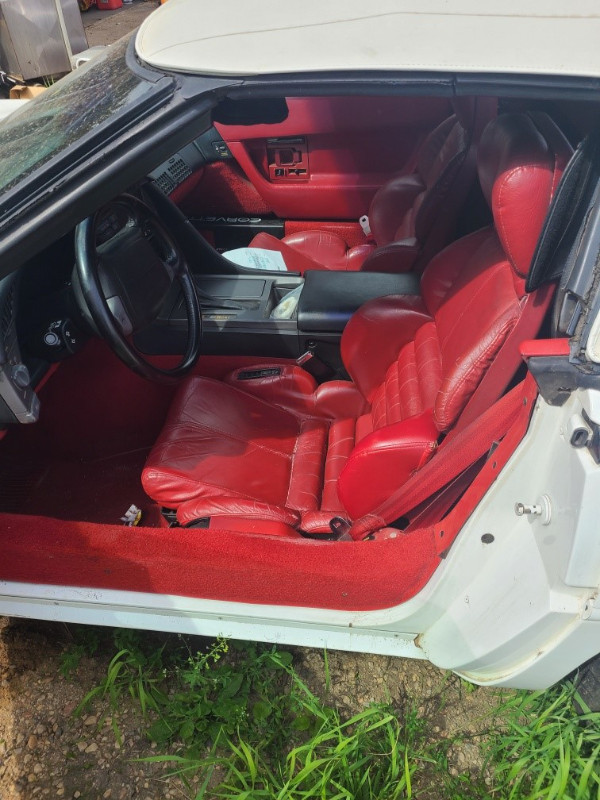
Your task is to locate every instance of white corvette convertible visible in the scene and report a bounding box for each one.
[0,0,599,691]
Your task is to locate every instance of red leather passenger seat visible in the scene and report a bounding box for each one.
[249,98,495,274]
[142,113,572,534]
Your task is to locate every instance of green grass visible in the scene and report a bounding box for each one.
[63,628,600,800]
[485,682,600,800]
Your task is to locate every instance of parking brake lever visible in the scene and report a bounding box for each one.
[296,344,334,381]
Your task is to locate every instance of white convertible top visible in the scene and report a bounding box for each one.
[136,0,600,79]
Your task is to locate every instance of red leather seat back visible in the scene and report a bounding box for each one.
[368,115,468,246]
[368,97,496,251]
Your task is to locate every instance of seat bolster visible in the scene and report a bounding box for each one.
[286,418,329,512]
[205,517,303,538]
[360,239,420,273]
[142,465,208,508]
[176,497,301,528]
[343,244,377,271]
[225,365,318,416]
[250,231,375,273]
[338,410,438,520]
[342,242,377,272]
[416,116,461,182]
[225,367,367,421]
[283,230,347,261]
[284,231,374,272]
[301,511,342,534]
[434,303,521,431]
[341,295,432,401]
[313,381,368,419]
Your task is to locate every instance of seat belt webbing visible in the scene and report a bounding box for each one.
[349,381,525,540]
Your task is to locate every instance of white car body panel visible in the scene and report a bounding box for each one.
[136,0,600,78]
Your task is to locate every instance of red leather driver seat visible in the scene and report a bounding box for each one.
[143,113,572,534]
[249,97,495,275]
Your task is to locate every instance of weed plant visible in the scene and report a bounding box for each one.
[64,628,600,799]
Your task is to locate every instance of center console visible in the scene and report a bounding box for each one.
[134,269,421,368]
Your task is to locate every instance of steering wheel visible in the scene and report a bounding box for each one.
[73,194,201,383]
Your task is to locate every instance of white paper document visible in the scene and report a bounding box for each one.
[223,247,287,271]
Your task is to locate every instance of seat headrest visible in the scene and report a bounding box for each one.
[478,113,572,278]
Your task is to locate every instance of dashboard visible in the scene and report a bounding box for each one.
[0,273,40,424]
[95,204,132,247]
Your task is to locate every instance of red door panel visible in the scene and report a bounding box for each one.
[214,96,452,220]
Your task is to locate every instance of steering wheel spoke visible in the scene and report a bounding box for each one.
[105,295,134,336]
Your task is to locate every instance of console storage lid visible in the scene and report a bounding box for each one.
[297,270,420,333]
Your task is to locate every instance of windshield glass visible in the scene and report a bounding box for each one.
[0,36,162,200]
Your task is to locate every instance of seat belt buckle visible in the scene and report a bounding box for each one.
[329,516,353,541]
[359,214,371,236]
[296,345,334,381]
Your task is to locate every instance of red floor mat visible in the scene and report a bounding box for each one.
[0,449,163,526]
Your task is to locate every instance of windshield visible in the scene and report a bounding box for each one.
[0,36,166,204]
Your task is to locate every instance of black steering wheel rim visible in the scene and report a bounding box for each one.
[74,194,202,384]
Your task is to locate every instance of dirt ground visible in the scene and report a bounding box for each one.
[82,0,157,48]
[0,5,503,798]
[0,618,500,799]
